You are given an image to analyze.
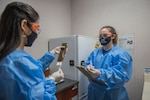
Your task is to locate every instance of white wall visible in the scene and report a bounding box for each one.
[71,0,150,100]
[1,0,150,100]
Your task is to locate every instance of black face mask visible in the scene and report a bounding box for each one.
[99,34,111,46]
[25,32,37,47]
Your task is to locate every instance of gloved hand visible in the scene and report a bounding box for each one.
[50,68,64,82]
[50,46,65,55]
[86,65,100,79]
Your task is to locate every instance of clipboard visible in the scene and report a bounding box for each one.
[76,66,107,86]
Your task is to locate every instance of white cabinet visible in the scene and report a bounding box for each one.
[48,35,97,100]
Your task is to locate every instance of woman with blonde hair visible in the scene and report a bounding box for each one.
[85,26,133,100]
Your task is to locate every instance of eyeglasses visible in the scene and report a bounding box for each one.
[99,33,113,38]
[30,23,41,35]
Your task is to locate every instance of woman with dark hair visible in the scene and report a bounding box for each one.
[0,2,64,100]
[85,26,133,100]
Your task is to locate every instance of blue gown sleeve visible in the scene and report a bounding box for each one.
[44,80,57,100]
[12,56,57,100]
[86,48,133,88]
[0,55,56,100]
[99,51,132,88]
[36,52,55,71]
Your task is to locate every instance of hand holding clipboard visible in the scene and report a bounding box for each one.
[76,66,107,86]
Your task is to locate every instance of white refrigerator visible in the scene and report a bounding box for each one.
[48,35,97,100]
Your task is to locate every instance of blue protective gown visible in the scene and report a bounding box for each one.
[85,45,133,100]
[0,50,57,100]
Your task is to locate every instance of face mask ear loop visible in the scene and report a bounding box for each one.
[26,21,34,33]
